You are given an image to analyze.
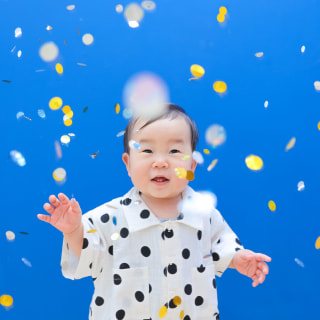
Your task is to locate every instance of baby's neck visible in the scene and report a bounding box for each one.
[140,193,182,220]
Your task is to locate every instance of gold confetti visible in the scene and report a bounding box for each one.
[66,110,74,118]
[64,40,67,46]
[190,64,205,78]
[77,62,87,66]
[64,118,73,126]
[87,229,97,233]
[159,305,167,318]
[219,6,227,15]
[268,200,276,212]
[0,295,13,307]
[217,13,225,23]
[315,236,320,249]
[115,103,120,114]
[173,296,181,306]
[213,81,227,93]
[46,25,53,31]
[186,170,195,181]
[90,151,99,159]
[318,122,320,130]
[285,137,296,151]
[63,105,71,114]
[203,149,210,154]
[53,168,66,182]
[175,167,187,179]
[55,63,63,74]
[245,155,263,171]
[182,155,191,160]
[105,204,118,209]
[180,310,184,319]
[49,97,63,110]
[207,159,218,171]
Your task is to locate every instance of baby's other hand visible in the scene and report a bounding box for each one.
[37,193,82,234]
[230,249,271,287]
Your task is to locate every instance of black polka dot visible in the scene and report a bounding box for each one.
[149,283,152,293]
[161,232,165,240]
[197,264,205,273]
[135,291,144,302]
[212,252,220,261]
[212,278,216,289]
[120,228,129,238]
[116,309,125,320]
[100,213,110,223]
[82,238,89,249]
[195,296,204,306]
[164,229,174,238]
[183,315,191,320]
[89,262,92,269]
[92,277,97,282]
[184,284,192,295]
[235,238,242,246]
[168,263,177,274]
[88,217,94,225]
[141,246,151,257]
[214,312,220,320]
[108,245,113,255]
[197,230,202,240]
[140,209,150,219]
[182,248,190,259]
[217,239,221,244]
[122,198,131,206]
[66,243,69,250]
[163,267,167,277]
[95,296,104,306]
[169,298,177,308]
[210,217,212,224]
[235,247,241,251]
[113,274,122,285]
[119,263,130,269]
[177,213,184,220]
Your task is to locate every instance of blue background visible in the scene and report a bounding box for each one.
[1,0,320,319]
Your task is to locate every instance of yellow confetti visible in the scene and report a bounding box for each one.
[0,295,13,307]
[46,25,53,31]
[213,81,227,93]
[64,118,73,126]
[175,167,187,179]
[203,149,210,154]
[49,97,63,110]
[159,305,167,318]
[55,63,63,74]
[317,122,320,130]
[87,229,97,233]
[62,105,71,114]
[173,296,181,306]
[182,155,191,160]
[315,236,320,249]
[66,110,74,118]
[268,200,276,212]
[186,170,195,181]
[190,64,205,78]
[53,168,66,182]
[245,155,264,171]
[115,103,120,114]
[207,159,218,171]
[219,6,227,15]
[285,137,296,151]
[180,310,184,319]
[217,13,225,23]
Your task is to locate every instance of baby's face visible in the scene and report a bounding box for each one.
[122,117,197,202]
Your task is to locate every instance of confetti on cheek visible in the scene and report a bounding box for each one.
[182,155,191,160]
[21,257,32,267]
[186,170,195,181]
[175,167,187,179]
[315,236,320,249]
[294,258,304,268]
[297,181,305,191]
[0,295,13,308]
[245,155,263,171]
[6,231,15,241]
[285,137,296,151]
[268,200,276,212]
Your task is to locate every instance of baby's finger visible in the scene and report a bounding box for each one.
[43,203,55,214]
[258,261,269,275]
[255,253,272,262]
[252,275,259,287]
[58,193,70,205]
[37,213,51,223]
[71,198,81,212]
[49,195,61,208]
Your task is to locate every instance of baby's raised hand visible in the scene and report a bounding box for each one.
[38,193,82,234]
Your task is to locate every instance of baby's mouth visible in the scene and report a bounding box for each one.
[152,176,169,182]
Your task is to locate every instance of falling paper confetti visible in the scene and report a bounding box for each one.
[5,231,15,241]
[217,13,225,23]
[90,151,99,159]
[297,181,305,191]
[213,81,227,93]
[39,42,59,62]
[49,97,63,110]
[122,108,133,119]
[115,4,124,13]
[55,140,62,159]
[116,130,126,137]
[203,149,210,154]
[314,81,320,91]
[87,229,97,233]
[159,305,168,318]
[219,6,227,15]
[205,124,226,148]
[301,45,306,53]
[82,33,94,45]
[142,1,156,10]
[66,4,75,10]
[21,258,32,267]
[53,168,67,185]
[192,151,204,164]
[64,118,73,127]
[62,105,71,114]
[294,258,304,268]
[46,25,53,31]
[315,236,320,249]
[14,27,22,38]
[17,50,22,58]
[268,200,276,212]
[264,100,269,108]
[124,3,144,28]
[207,159,218,171]
[83,106,88,113]
[245,155,263,171]
[0,295,13,308]
[10,150,26,167]
[2,80,12,83]
[37,109,46,119]
[255,52,264,58]
[55,63,63,74]
[115,103,120,114]
[190,64,205,78]
[129,140,141,150]
[60,135,71,145]
[285,137,296,151]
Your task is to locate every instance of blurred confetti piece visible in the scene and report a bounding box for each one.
[192,151,204,164]
[17,50,22,58]
[2,80,12,83]
[297,181,305,191]
[19,231,29,235]
[294,258,304,268]
[39,42,59,62]
[142,0,156,10]
[6,231,15,241]
[129,140,141,150]
[65,110,73,118]
[245,155,263,171]
[182,155,191,161]
[219,6,227,15]
[175,167,187,179]
[55,140,62,159]
[49,96,63,110]
[123,108,133,119]
[82,33,94,45]
[16,111,25,119]
[264,100,269,108]
[83,106,88,113]
[213,81,227,93]
[186,170,195,181]
[268,200,276,212]
[21,257,32,267]
[46,25,53,31]
[66,4,75,10]
[68,133,76,137]
[53,168,67,184]
[62,105,71,114]
[285,137,296,151]
[111,232,120,240]
[77,62,87,66]
[314,81,320,91]
[115,103,120,114]
[112,216,117,225]
[55,63,63,74]
[0,295,13,308]
[203,149,210,154]
[124,3,144,28]
[190,64,205,78]
[115,4,123,13]
[60,135,71,145]
[37,109,46,119]
[315,236,320,249]
[207,159,218,172]
[90,151,99,159]
[11,45,16,53]
[10,150,26,166]
[205,124,226,147]
[159,305,167,318]
[64,40,67,46]
[255,52,264,58]
[64,118,73,126]
[87,229,97,233]
[77,27,80,36]
[14,27,22,38]
[301,45,306,53]
[217,13,225,23]
[116,130,125,137]
[318,121,320,130]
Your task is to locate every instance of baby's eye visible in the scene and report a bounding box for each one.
[170,149,180,154]
[142,149,153,153]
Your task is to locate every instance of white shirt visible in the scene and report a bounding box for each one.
[61,186,243,320]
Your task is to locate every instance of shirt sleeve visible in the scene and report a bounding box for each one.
[61,210,108,280]
[210,209,244,277]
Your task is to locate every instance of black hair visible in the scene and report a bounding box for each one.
[123,103,199,154]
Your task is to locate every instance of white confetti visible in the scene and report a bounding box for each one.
[14,27,22,38]
[301,45,306,53]
[294,258,304,268]
[21,257,32,267]
[264,100,269,108]
[297,181,305,191]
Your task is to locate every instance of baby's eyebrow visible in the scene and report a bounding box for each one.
[139,138,185,144]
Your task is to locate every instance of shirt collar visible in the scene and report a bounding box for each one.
[121,186,204,233]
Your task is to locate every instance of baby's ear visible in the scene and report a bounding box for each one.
[122,153,131,175]
[191,158,197,172]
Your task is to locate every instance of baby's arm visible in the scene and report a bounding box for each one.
[37,193,83,258]
[228,249,271,287]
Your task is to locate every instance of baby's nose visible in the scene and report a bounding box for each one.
[152,158,169,168]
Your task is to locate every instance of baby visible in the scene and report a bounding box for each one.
[38,103,271,320]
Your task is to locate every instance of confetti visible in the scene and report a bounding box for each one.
[82,33,94,45]
[17,50,22,58]
[10,45,16,52]
[64,118,73,126]
[315,236,320,249]
[55,63,63,74]
[182,155,191,160]
[129,140,141,150]
[172,296,181,306]
[175,167,187,179]
[186,170,195,181]
[124,3,144,28]
[203,149,210,154]
[5,231,15,241]
[53,168,67,185]
[111,232,120,240]
[0,295,13,308]
[297,181,305,191]
[46,25,53,31]
[10,150,26,167]
[159,305,168,318]
[90,151,99,159]
[213,81,227,93]
[77,27,80,36]
[115,4,123,13]
[68,133,76,137]
[285,137,296,151]
[105,204,118,209]
[219,6,227,15]
[180,310,184,319]
[2,80,12,83]
[21,257,32,267]
[116,130,126,137]
[87,229,97,233]
[245,155,263,171]
[19,232,29,235]
[14,27,22,38]
[37,109,46,119]
[122,108,133,119]
[83,106,88,113]
[55,140,62,159]
[314,81,320,91]
[207,159,218,171]
[264,100,269,108]
[16,111,25,119]
[268,200,276,212]
[190,64,205,78]
[301,45,306,53]
[317,121,320,130]
[294,258,304,268]
[62,105,71,114]
[39,42,59,62]
[77,62,87,66]
[66,4,75,10]
[115,103,120,114]
[255,52,264,58]
[60,135,71,145]
[192,151,204,164]
[205,124,226,147]
[49,97,63,110]
[65,110,73,118]
[217,13,225,23]
[64,40,67,46]
[142,1,156,10]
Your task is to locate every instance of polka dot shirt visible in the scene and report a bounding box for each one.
[61,186,243,320]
